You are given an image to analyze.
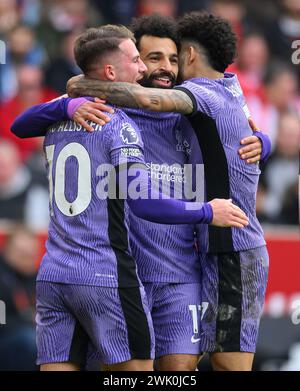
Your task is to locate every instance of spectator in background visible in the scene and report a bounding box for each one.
[247,61,300,145]
[0,0,19,35]
[229,32,269,97]
[36,0,99,60]
[0,140,49,230]
[0,24,46,101]
[279,181,299,225]
[257,112,300,225]
[245,0,279,26]
[0,65,57,160]
[45,30,82,94]
[44,0,91,32]
[263,0,300,86]
[91,0,138,25]
[20,0,42,28]
[209,0,250,43]
[177,0,207,14]
[0,225,38,371]
[137,0,178,17]
[8,25,45,66]
[26,138,48,192]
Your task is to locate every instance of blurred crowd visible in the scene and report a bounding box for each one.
[0,0,299,370]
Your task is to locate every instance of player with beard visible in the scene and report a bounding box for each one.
[63,13,270,371]
[132,16,178,90]
[12,15,270,371]
[12,17,205,371]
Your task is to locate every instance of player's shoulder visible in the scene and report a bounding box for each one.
[175,78,225,117]
[178,77,221,93]
[124,106,181,122]
[105,107,140,129]
[104,107,142,147]
[175,78,221,106]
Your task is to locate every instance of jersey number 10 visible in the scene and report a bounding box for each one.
[45,142,92,217]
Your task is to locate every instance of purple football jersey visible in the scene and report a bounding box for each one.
[123,108,203,283]
[38,108,146,288]
[175,73,266,253]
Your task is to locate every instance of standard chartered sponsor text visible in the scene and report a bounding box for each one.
[96,162,205,202]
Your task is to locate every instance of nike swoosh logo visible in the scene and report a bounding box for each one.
[191,335,201,343]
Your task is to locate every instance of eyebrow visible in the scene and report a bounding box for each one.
[146,51,178,58]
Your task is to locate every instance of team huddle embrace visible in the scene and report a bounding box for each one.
[12,12,270,371]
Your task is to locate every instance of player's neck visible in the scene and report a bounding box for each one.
[86,70,108,81]
[190,64,224,80]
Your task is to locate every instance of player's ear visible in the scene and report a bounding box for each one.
[104,64,116,81]
[187,46,197,65]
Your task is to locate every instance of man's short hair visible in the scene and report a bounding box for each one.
[74,25,135,73]
[178,12,237,73]
[130,14,180,51]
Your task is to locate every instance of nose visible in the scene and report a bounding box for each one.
[160,59,173,72]
[139,58,148,74]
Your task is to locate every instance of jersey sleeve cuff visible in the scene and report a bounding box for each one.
[173,86,198,116]
[203,202,213,224]
[253,131,272,163]
[67,97,95,119]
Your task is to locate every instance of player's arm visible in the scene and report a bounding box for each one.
[117,164,249,228]
[67,75,194,114]
[108,116,248,228]
[66,89,272,165]
[11,97,113,138]
[67,78,272,164]
[11,97,71,138]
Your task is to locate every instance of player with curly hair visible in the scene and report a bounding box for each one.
[12,13,270,371]
[64,12,270,371]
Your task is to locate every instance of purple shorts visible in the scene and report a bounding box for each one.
[200,246,269,353]
[143,282,202,358]
[36,282,155,366]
